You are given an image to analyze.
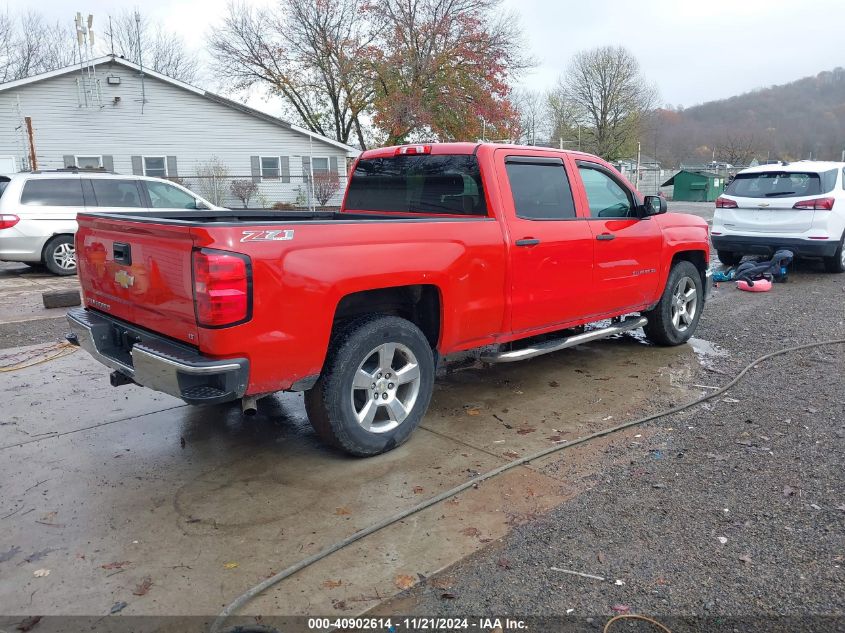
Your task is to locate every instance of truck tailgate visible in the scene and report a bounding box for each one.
[75,214,199,345]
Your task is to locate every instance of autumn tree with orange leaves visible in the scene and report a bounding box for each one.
[210,0,527,148]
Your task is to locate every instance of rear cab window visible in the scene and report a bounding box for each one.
[20,178,84,206]
[725,169,837,198]
[345,154,487,215]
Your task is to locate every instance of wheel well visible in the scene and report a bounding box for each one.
[671,250,708,288]
[41,233,73,258]
[333,285,442,349]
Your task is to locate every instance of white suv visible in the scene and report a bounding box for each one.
[712,161,845,273]
[0,170,220,275]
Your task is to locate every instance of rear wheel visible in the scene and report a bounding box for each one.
[822,234,845,273]
[717,250,742,266]
[643,261,703,346]
[305,315,434,457]
[43,235,76,276]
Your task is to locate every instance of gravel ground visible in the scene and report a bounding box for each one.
[377,259,845,628]
[0,316,69,350]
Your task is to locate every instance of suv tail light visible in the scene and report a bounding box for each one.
[715,197,738,209]
[0,214,19,229]
[793,197,835,210]
[192,249,251,327]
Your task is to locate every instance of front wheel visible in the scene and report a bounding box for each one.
[643,261,704,346]
[43,235,76,276]
[822,234,845,273]
[305,315,435,457]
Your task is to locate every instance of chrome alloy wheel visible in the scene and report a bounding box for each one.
[670,276,698,332]
[52,242,76,271]
[350,342,421,433]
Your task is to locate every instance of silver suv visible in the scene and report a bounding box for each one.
[0,170,220,275]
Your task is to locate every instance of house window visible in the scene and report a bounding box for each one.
[75,155,102,169]
[261,157,280,180]
[312,157,330,174]
[143,156,167,178]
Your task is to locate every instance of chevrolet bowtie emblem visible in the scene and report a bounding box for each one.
[115,269,135,289]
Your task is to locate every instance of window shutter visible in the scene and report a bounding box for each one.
[302,156,311,180]
[330,156,338,174]
[250,156,261,183]
[166,156,178,177]
[131,156,143,175]
[102,155,114,172]
[280,156,290,183]
[63,155,75,168]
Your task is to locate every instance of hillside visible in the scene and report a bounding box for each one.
[649,68,845,167]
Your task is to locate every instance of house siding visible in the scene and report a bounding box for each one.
[0,60,351,207]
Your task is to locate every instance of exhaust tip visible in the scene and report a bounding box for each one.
[241,396,259,416]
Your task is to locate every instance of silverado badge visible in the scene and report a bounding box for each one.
[115,269,135,289]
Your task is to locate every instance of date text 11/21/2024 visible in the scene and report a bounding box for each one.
[306,618,527,631]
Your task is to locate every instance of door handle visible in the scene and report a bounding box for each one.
[596,233,615,241]
[515,238,540,247]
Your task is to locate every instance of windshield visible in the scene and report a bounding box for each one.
[725,169,836,198]
[345,154,487,215]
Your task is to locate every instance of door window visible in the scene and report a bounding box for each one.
[90,179,143,207]
[505,158,576,220]
[20,179,84,206]
[146,180,198,209]
[578,166,635,218]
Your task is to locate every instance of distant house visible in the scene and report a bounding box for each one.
[0,55,359,208]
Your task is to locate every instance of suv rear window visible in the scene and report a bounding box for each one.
[346,155,487,215]
[725,169,837,198]
[21,178,84,206]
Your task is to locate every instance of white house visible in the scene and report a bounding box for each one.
[0,55,359,208]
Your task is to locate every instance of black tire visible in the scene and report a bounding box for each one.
[304,315,435,457]
[42,235,77,276]
[717,250,742,266]
[643,261,704,346]
[822,234,845,273]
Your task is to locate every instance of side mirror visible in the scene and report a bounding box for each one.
[194,198,209,210]
[642,195,667,217]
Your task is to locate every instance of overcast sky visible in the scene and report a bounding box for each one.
[13,0,845,109]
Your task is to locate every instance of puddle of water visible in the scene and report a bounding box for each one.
[689,337,730,370]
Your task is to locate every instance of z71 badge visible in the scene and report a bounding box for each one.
[241,229,295,242]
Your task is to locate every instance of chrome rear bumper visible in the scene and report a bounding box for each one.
[66,308,248,405]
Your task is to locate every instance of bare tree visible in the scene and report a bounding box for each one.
[210,0,374,148]
[562,46,657,160]
[0,11,76,82]
[312,172,342,207]
[192,156,230,206]
[546,84,581,149]
[103,11,199,83]
[716,133,756,166]
[230,179,258,208]
[510,89,550,145]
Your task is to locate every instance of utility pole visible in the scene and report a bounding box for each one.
[25,117,37,171]
[635,141,642,189]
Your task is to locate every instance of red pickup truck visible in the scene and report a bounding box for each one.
[67,143,712,456]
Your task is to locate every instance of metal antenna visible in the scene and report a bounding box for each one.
[135,10,146,114]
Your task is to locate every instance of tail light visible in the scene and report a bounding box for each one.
[0,214,19,229]
[192,249,251,327]
[395,145,431,156]
[715,197,738,209]
[793,197,835,210]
